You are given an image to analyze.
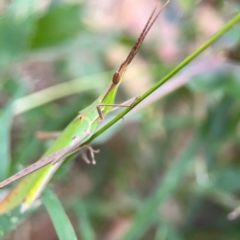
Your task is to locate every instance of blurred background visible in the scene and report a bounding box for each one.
[0,0,240,239]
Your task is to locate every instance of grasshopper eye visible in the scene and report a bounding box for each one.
[112,71,120,85]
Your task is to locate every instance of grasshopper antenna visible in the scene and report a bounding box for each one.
[102,0,170,99]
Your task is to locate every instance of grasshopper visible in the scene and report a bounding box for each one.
[0,1,169,214]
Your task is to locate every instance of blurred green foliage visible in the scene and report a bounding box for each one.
[0,0,240,239]
[30,4,83,49]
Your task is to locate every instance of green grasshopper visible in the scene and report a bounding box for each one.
[0,1,169,214]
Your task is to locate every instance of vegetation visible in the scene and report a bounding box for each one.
[0,1,240,239]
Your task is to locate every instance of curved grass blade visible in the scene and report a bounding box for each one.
[42,188,78,240]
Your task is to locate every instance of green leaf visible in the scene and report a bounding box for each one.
[214,167,240,193]
[42,188,78,240]
[0,105,13,182]
[9,0,36,17]
[30,4,83,49]
[0,13,35,70]
[75,200,96,240]
[0,88,24,181]
[0,205,32,235]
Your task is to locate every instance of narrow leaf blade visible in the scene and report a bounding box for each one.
[42,188,78,240]
[0,89,24,181]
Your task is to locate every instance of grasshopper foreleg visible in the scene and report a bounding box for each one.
[96,96,140,120]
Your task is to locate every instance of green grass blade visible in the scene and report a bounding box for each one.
[122,133,202,240]
[0,89,23,181]
[41,188,78,240]
[155,221,169,240]
[0,103,14,181]
[154,220,184,240]
[75,200,96,240]
[14,72,109,115]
